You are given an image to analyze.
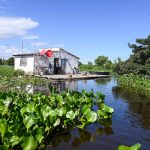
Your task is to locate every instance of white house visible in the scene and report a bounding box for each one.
[13,48,79,75]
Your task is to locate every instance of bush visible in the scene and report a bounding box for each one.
[118,74,150,97]
[0,66,24,77]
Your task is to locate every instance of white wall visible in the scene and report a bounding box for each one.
[60,50,79,74]
[47,50,79,74]
[34,55,51,74]
[14,56,34,74]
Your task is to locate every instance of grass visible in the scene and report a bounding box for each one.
[0,65,24,77]
[118,74,150,97]
[0,65,47,93]
[79,65,112,72]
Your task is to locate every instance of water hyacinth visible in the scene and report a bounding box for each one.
[0,90,113,150]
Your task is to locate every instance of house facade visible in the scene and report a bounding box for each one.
[13,48,79,75]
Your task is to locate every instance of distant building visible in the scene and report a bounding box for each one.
[13,48,79,75]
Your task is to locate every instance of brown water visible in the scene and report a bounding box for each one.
[41,77,150,150]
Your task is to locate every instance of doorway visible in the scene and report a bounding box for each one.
[61,59,67,74]
[54,58,60,74]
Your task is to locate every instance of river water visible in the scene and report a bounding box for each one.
[41,77,150,150]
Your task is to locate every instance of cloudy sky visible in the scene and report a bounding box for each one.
[0,0,150,62]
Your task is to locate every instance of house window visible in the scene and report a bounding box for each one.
[20,57,27,66]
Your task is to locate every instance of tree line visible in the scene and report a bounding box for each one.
[114,35,150,76]
[79,56,114,72]
[0,57,14,66]
[79,35,150,75]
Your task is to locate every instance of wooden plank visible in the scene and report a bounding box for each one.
[35,74,110,80]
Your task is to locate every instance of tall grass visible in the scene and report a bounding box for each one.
[118,74,150,97]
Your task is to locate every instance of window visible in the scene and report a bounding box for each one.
[20,57,27,66]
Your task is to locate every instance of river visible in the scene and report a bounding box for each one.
[36,77,150,150]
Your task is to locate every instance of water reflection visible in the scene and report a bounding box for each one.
[45,121,113,149]
[49,80,78,92]
[112,86,150,129]
[26,84,50,95]
[25,80,78,95]
[95,78,111,85]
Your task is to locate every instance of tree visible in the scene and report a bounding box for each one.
[105,60,113,70]
[7,57,14,66]
[0,58,3,65]
[88,61,93,65]
[114,35,150,75]
[95,56,108,66]
[78,61,83,67]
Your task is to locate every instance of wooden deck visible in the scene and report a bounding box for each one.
[35,74,110,80]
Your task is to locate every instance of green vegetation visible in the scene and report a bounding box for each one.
[0,65,24,77]
[79,64,112,72]
[0,57,14,66]
[118,74,150,97]
[0,65,47,93]
[114,35,150,76]
[0,75,47,93]
[118,143,141,150]
[79,55,114,72]
[0,90,113,149]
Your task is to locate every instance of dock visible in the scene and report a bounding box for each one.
[35,74,110,80]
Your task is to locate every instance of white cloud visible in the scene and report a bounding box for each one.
[0,17,39,38]
[23,35,39,40]
[0,45,21,58]
[31,42,47,47]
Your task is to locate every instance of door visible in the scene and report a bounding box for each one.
[54,58,59,74]
[61,59,67,74]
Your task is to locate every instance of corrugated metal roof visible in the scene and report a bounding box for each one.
[13,48,80,59]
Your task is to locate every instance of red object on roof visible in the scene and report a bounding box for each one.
[40,49,46,55]
[46,50,53,57]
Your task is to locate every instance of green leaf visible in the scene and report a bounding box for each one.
[21,135,38,150]
[20,107,27,115]
[0,119,7,138]
[41,106,52,120]
[53,118,60,127]
[77,124,85,129]
[57,108,65,117]
[34,128,43,143]
[100,103,114,113]
[9,135,20,147]
[118,143,141,150]
[82,105,90,115]
[66,110,75,120]
[85,111,97,122]
[23,116,35,131]
[3,97,12,107]
[97,110,105,118]
[118,145,130,150]
[26,103,36,113]
[130,143,141,150]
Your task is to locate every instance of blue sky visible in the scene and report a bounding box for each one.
[0,0,150,63]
